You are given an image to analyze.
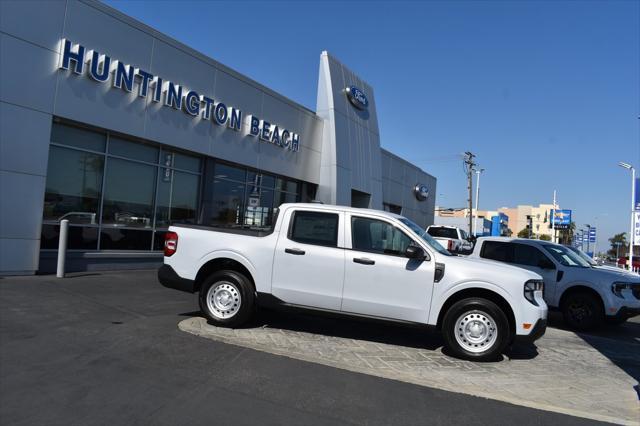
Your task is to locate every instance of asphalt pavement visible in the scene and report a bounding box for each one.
[0,270,620,425]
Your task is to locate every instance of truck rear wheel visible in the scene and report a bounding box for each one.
[442,298,510,361]
[199,270,255,327]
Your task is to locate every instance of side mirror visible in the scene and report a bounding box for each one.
[538,259,555,270]
[405,245,426,259]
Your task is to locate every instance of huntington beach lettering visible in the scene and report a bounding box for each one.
[58,39,300,152]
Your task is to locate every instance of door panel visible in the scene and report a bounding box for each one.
[271,210,345,310]
[342,215,434,323]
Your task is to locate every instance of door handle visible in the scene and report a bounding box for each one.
[285,248,306,255]
[353,257,375,265]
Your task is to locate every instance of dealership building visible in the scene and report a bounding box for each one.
[0,0,437,275]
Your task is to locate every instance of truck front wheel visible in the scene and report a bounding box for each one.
[199,270,255,327]
[442,298,510,361]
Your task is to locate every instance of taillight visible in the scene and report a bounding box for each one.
[448,240,454,251]
[164,231,178,256]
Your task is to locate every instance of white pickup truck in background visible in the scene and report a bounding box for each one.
[426,225,473,254]
[159,204,547,361]
[470,237,640,330]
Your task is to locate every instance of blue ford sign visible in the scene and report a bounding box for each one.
[345,86,368,110]
[413,183,429,201]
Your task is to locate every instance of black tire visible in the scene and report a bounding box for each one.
[199,270,255,327]
[561,291,603,331]
[442,298,510,361]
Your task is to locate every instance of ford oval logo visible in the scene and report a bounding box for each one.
[414,183,429,201]
[345,86,368,110]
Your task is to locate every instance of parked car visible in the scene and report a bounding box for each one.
[566,246,635,275]
[426,225,473,253]
[159,203,547,361]
[470,237,640,330]
[617,256,640,272]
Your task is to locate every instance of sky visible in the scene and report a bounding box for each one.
[104,0,639,251]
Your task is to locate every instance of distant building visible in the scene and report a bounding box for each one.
[498,204,557,239]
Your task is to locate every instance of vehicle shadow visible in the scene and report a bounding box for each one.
[205,307,540,362]
[548,311,640,383]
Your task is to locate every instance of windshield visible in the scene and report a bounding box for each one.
[427,227,459,239]
[566,246,597,266]
[399,218,452,256]
[543,244,591,268]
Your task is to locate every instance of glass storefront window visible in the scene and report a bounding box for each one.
[155,170,200,228]
[108,137,159,163]
[41,224,98,250]
[42,121,315,251]
[210,179,245,226]
[213,163,245,182]
[275,178,298,193]
[43,145,103,223]
[51,122,106,152]
[171,151,202,172]
[101,158,156,228]
[100,228,153,250]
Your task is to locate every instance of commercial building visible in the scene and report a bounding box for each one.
[498,204,557,239]
[0,0,436,275]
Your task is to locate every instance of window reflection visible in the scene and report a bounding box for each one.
[43,146,103,223]
[101,158,156,228]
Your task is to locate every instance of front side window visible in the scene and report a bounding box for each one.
[290,211,339,247]
[513,244,549,267]
[352,217,412,256]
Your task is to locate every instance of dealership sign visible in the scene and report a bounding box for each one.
[413,183,429,201]
[58,39,300,152]
[345,86,368,110]
[549,209,571,229]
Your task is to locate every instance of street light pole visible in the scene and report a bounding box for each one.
[618,162,635,271]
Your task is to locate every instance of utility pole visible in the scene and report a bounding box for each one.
[473,168,485,237]
[464,152,476,236]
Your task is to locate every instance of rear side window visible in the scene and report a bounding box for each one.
[427,227,458,239]
[289,211,339,247]
[480,241,513,262]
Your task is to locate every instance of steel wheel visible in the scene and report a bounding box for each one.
[206,281,241,319]
[454,310,498,354]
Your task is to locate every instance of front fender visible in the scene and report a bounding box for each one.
[428,280,517,326]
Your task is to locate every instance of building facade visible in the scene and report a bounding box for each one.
[0,0,436,275]
[498,204,556,239]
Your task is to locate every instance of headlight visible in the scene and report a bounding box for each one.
[524,280,544,306]
[611,282,634,298]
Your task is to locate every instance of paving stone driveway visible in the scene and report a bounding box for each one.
[179,313,640,425]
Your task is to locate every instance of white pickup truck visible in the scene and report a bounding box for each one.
[159,203,547,360]
[470,237,640,330]
[426,225,473,253]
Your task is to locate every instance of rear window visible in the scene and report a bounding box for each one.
[427,227,458,239]
[289,211,339,247]
[480,241,512,262]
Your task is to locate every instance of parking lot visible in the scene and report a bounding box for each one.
[1,270,638,425]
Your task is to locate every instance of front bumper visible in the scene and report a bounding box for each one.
[158,264,196,293]
[515,318,547,343]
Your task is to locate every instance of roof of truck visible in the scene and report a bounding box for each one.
[278,203,405,220]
